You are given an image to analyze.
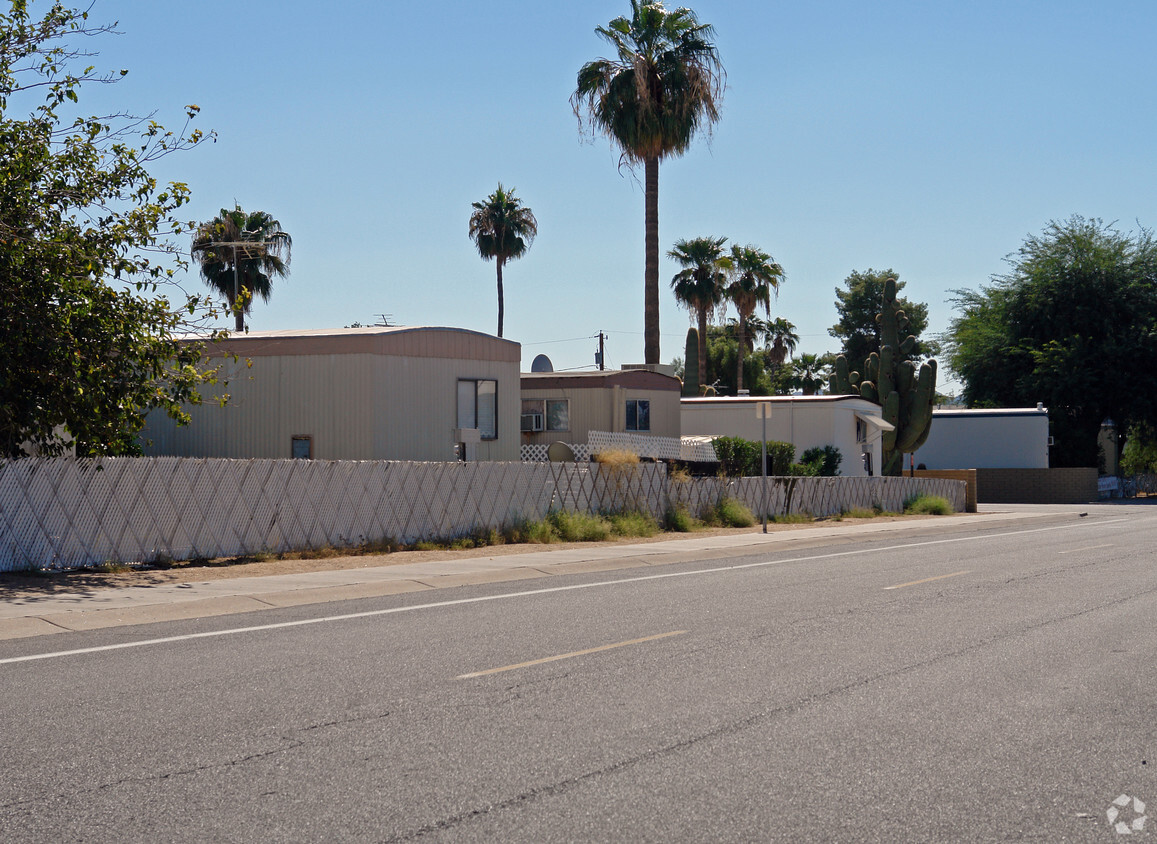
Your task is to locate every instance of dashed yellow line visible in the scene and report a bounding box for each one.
[458,630,688,679]
[884,570,971,590]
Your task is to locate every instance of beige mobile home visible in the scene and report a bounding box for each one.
[142,326,521,461]
[680,395,890,477]
[520,369,682,448]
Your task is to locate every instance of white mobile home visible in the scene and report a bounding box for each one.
[680,395,891,477]
[142,326,521,462]
[913,407,1050,469]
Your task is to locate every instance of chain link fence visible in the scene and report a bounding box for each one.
[1,458,965,571]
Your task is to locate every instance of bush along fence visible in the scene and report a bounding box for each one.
[0,458,966,571]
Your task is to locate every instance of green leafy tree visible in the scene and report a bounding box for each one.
[0,1,221,458]
[946,217,1157,467]
[573,0,724,364]
[191,205,292,332]
[830,269,932,367]
[669,235,727,386]
[704,325,776,396]
[725,243,783,393]
[467,183,537,338]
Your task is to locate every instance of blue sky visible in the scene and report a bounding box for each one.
[83,1,1157,389]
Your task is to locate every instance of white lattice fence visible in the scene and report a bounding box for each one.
[0,458,964,570]
[669,475,966,519]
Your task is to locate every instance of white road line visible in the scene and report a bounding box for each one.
[0,517,1130,667]
[1057,544,1114,555]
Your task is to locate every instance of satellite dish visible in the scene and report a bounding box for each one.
[531,354,554,373]
[547,441,576,463]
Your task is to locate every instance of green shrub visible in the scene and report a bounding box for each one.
[800,445,843,476]
[712,436,795,476]
[770,512,814,524]
[903,494,953,515]
[609,511,659,537]
[787,461,819,476]
[523,519,558,544]
[705,496,756,527]
[665,505,701,532]
[549,510,612,542]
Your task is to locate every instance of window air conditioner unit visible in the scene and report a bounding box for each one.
[521,412,545,433]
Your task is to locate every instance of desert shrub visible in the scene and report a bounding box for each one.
[704,496,756,527]
[770,512,814,524]
[903,494,953,515]
[665,505,700,532]
[549,510,612,542]
[609,511,659,537]
[592,448,640,466]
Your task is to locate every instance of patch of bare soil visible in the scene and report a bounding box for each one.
[0,514,954,596]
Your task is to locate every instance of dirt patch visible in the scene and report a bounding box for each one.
[0,514,952,596]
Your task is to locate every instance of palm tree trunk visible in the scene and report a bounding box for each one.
[644,156,660,365]
[736,317,746,393]
[697,306,708,391]
[233,263,244,333]
[496,259,505,338]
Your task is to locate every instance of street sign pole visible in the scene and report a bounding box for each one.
[756,402,772,533]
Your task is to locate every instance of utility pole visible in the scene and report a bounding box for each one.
[597,331,606,371]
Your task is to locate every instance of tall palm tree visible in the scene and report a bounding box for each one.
[669,236,728,387]
[573,0,724,365]
[192,205,292,332]
[749,316,799,384]
[725,244,783,392]
[468,183,537,338]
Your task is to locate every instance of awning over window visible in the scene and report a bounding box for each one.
[855,412,895,433]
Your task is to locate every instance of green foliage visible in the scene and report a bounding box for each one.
[468,183,537,338]
[832,278,937,475]
[786,352,834,396]
[1121,424,1157,475]
[664,504,701,532]
[0,2,222,458]
[703,496,755,527]
[903,494,953,515]
[682,327,700,396]
[770,512,814,524]
[608,511,659,537]
[946,217,1157,468]
[712,436,795,476]
[830,269,934,365]
[800,445,843,476]
[191,205,292,332]
[549,510,612,542]
[704,324,778,395]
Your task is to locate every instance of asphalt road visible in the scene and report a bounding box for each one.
[1,506,1155,842]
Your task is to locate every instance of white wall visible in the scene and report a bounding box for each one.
[914,409,1050,469]
[680,397,884,477]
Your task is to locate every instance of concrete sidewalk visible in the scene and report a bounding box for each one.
[0,511,1055,641]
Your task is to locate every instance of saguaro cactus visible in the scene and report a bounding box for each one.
[830,277,936,475]
[682,327,700,397]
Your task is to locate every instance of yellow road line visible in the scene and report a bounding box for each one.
[1057,544,1114,555]
[458,630,688,679]
[884,570,971,590]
